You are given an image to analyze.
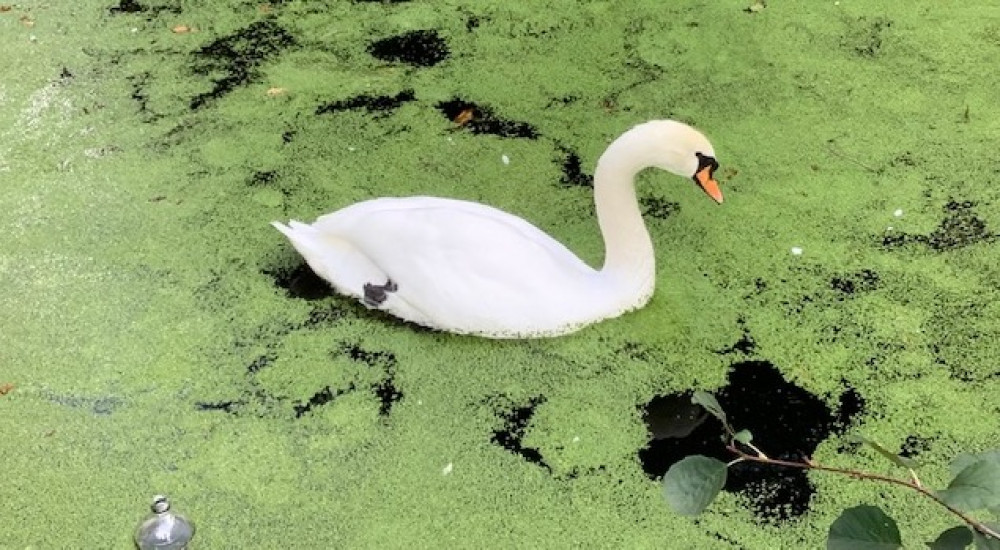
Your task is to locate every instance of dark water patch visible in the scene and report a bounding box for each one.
[336,341,402,415]
[126,72,159,122]
[194,399,242,413]
[898,434,933,459]
[436,98,540,139]
[715,319,757,356]
[338,341,396,369]
[316,89,415,116]
[881,200,995,252]
[367,29,449,67]
[843,16,892,58]
[248,170,278,186]
[109,0,180,16]
[46,393,123,415]
[294,384,355,418]
[830,269,880,297]
[927,297,1000,382]
[546,95,581,108]
[190,20,296,109]
[265,263,335,300]
[640,197,680,220]
[638,361,865,521]
[619,340,656,362]
[777,266,881,315]
[246,353,275,374]
[464,13,482,32]
[372,378,403,416]
[303,303,346,328]
[555,145,593,188]
[489,395,550,471]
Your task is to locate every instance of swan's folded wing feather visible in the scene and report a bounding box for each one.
[313,197,601,329]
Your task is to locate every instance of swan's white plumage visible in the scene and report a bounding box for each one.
[272,120,721,338]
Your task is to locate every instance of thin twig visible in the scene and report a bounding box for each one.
[827,143,879,173]
[725,444,1000,541]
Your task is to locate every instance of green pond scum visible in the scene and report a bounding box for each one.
[1,1,998,547]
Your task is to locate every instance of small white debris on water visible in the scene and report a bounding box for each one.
[886,226,894,231]
[501,154,510,165]
[347,146,356,152]
[790,246,803,256]
[572,436,580,443]
[893,209,903,217]
[442,462,453,475]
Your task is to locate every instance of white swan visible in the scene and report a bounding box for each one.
[272,120,722,338]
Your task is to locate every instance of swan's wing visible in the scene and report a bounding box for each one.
[313,197,602,331]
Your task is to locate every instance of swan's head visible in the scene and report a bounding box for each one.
[646,120,723,204]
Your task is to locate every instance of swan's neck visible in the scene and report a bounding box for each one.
[593,132,657,299]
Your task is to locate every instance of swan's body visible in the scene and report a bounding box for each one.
[272,120,722,338]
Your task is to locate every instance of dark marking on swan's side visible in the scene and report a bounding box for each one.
[363,279,398,307]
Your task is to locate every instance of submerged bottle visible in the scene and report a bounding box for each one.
[134,495,195,549]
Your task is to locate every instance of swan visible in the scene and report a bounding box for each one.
[272,119,722,338]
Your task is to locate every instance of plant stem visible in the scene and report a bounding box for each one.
[724,444,1000,541]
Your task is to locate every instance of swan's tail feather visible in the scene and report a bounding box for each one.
[271,219,386,302]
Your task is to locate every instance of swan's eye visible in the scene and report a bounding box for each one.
[694,152,718,177]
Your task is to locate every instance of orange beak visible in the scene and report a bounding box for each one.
[695,165,724,204]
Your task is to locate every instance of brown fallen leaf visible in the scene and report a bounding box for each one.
[19,14,34,27]
[0,6,13,13]
[453,108,474,126]
[266,87,287,97]
[0,383,14,396]
[258,3,271,13]
[172,24,195,34]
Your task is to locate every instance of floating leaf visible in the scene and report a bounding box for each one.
[662,455,727,516]
[972,523,1000,550]
[860,437,919,470]
[952,451,1000,477]
[691,391,727,424]
[929,526,972,550]
[827,505,902,550]
[734,429,754,445]
[937,460,1000,512]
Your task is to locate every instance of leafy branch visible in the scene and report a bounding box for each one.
[662,391,1000,549]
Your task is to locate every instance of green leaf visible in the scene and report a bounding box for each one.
[662,455,728,516]
[937,460,1000,512]
[860,437,919,470]
[827,505,902,550]
[972,523,1000,550]
[734,429,753,445]
[928,526,972,549]
[691,391,727,424]
[952,451,1000,477]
